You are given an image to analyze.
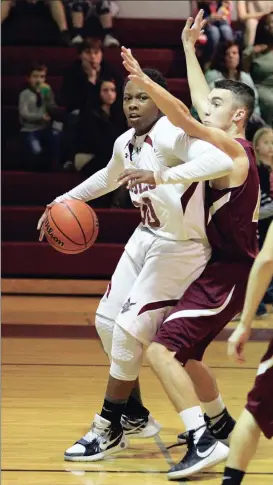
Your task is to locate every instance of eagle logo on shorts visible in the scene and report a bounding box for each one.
[121,298,136,314]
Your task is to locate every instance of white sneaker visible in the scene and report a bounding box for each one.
[71,35,84,44]
[121,413,162,438]
[64,414,129,462]
[103,34,120,47]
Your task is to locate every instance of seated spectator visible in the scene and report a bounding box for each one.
[75,77,129,207]
[66,0,119,46]
[205,40,262,117]
[19,63,61,171]
[197,1,233,64]
[237,0,273,46]
[1,0,70,45]
[75,77,127,173]
[60,37,122,168]
[254,127,273,315]
[243,12,273,125]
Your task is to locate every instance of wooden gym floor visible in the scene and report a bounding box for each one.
[2,279,273,485]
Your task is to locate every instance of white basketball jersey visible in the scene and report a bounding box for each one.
[115,117,208,242]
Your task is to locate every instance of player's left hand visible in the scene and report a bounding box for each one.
[227,323,252,364]
[121,47,149,87]
[117,169,156,188]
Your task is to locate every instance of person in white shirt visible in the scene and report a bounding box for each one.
[38,67,233,462]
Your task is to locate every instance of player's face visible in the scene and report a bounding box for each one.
[256,131,273,161]
[123,81,161,135]
[100,81,117,105]
[204,88,245,131]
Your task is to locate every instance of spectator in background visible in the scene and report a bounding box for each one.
[253,127,273,315]
[60,37,122,169]
[205,40,262,117]
[237,0,273,46]
[89,0,120,47]
[66,0,119,46]
[243,12,273,126]
[75,77,126,173]
[197,1,233,64]
[1,0,70,45]
[19,63,61,171]
[74,77,130,207]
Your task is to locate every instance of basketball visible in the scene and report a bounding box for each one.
[44,200,99,254]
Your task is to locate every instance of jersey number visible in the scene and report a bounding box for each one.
[134,197,160,228]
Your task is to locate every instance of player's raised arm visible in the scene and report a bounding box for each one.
[121,46,242,161]
[228,222,273,363]
[181,10,210,122]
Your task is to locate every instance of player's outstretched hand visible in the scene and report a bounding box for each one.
[227,323,252,364]
[37,202,55,241]
[181,9,206,47]
[117,169,156,189]
[121,46,149,87]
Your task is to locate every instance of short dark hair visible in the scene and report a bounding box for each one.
[77,37,102,54]
[214,79,255,124]
[27,63,47,76]
[124,67,168,91]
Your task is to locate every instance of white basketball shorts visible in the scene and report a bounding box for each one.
[96,225,211,345]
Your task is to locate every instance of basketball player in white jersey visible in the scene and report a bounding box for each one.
[119,11,260,478]
[38,67,234,461]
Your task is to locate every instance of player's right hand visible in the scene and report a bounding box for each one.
[227,323,252,364]
[37,202,55,241]
[181,10,206,47]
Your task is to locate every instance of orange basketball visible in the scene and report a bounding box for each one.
[44,200,99,254]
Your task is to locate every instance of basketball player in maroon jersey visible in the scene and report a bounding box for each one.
[120,10,260,479]
[223,222,273,484]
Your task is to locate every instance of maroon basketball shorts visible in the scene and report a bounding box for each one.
[246,338,273,439]
[153,258,252,364]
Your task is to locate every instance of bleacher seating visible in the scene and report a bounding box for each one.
[1,18,196,280]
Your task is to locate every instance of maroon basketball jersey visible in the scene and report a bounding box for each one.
[206,138,260,262]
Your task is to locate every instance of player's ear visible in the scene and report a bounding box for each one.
[233,108,246,122]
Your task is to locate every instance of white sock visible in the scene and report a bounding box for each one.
[202,395,225,424]
[179,406,206,444]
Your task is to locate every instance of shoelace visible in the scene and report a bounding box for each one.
[167,424,207,451]
[82,421,109,443]
[204,409,227,431]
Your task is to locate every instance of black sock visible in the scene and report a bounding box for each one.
[101,396,127,425]
[130,383,143,405]
[104,27,113,36]
[125,395,149,416]
[222,467,245,485]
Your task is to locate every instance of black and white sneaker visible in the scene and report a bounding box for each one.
[64,414,129,462]
[168,427,229,479]
[177,408,236,446]
[121,413,161,438]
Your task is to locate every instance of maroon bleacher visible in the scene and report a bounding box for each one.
[1,18,192,279]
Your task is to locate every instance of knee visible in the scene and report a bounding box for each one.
[110,325,143,381]
[245,18,258,30]
[95,313,114,357]
[219,24,233,40]
[206,25,220,43]
[146,342,174,369]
